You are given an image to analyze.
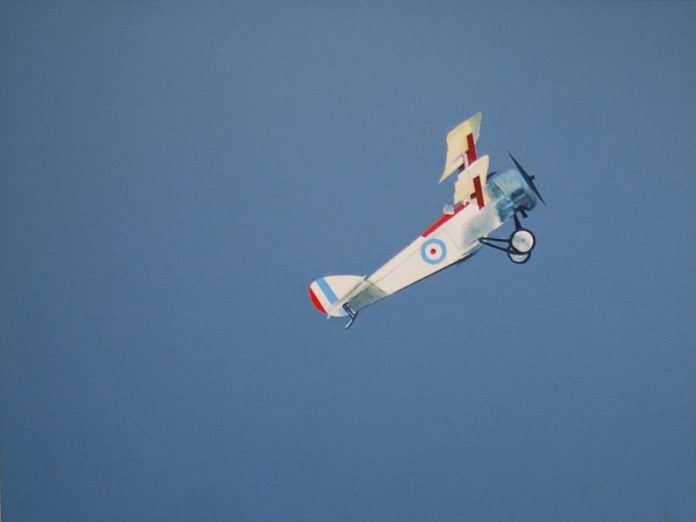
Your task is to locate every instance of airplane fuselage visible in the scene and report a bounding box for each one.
[326,168,538,316]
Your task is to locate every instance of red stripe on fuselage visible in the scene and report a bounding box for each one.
[422,201,469,237]
[466,133,477,165]
[309,287,326,314]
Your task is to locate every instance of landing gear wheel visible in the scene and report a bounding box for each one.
[479,220,538,266]
[509,229,535,254]
[508,251,531,264]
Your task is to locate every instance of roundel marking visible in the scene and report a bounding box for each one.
[421,238,447,265]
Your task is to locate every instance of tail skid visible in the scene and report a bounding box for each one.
[342,303,358,329]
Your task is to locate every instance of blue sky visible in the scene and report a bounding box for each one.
[2,1,695,520]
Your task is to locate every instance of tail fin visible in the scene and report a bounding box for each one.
[308,275,364,317]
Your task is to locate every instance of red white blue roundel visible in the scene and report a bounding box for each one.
[421,238,447,264]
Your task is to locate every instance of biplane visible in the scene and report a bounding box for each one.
[309,113,545,328]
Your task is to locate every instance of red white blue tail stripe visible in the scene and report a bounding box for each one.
[308,275,365,317]
[309,277,337,314]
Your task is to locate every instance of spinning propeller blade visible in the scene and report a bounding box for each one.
[508,152,545,205]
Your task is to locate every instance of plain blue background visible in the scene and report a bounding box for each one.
[2,1,695,520]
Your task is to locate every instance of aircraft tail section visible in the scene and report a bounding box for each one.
[309,275,388,325]
[308,275,365,317]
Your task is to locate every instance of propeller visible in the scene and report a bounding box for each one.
[507,151,545,205]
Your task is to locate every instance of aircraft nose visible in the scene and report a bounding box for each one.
[493,169,538,212]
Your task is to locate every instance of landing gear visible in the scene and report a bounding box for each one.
[479,213,537,265]
[510,229,534,254]
[507,250,531,265]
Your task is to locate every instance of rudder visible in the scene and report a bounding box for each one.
[308,275,364,317]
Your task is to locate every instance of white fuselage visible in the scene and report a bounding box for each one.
[341,169,537,312]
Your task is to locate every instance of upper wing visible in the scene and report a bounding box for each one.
[439,113,482,183]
